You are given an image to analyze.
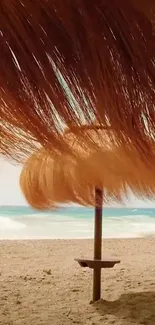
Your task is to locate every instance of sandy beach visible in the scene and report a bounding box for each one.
[1,238,155,325]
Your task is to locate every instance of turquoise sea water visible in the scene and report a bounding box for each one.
[0,206,155,239]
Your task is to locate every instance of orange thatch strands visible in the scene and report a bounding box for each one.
[20,127,155,209]
[0,1,155,164]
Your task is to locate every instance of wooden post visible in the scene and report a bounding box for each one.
[93,188,103,302]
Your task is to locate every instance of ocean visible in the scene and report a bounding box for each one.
[1,206,155,240]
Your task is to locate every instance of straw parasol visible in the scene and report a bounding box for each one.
[0,0,155,302]
[0,1,155,167]
[20,125,155,301]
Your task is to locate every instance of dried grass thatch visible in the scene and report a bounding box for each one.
[0,1,155,165]
[20,126,155,209]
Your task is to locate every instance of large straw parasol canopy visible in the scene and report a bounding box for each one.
[0,1,155,166]
[20,126,155,209]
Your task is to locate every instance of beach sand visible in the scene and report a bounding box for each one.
[1,238,155,325]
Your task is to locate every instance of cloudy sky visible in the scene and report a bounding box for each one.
[0,160,155,207]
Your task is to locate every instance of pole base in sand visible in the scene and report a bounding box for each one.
[75,258,120,301]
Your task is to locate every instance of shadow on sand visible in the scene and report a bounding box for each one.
[93,291,155,324]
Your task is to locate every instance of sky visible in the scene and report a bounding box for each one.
[0,160,26,206]
[0,160,155,207]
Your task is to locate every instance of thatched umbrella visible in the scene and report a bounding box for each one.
[0,1,155,166]
[19,126,155,301]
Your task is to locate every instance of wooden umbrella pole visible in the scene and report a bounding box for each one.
[93,188,103,302]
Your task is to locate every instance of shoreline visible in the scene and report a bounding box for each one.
[1,238,155,325]
[1,206,155,240]
[0,234,155,241]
